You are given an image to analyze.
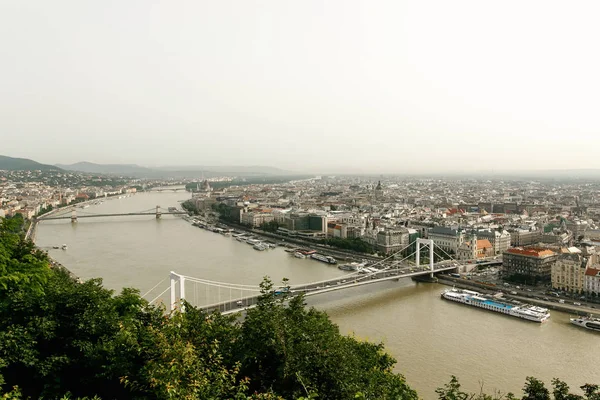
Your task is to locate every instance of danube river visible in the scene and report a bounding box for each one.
[36,192,600,399]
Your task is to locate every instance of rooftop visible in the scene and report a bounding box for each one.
[505,247,556,258]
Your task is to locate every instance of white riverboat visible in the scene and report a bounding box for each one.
[441,288,550,323]
[310,253,337,264]
[570,316,600,332]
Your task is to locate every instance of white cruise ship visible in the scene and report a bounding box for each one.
[570,316,600,332]
[441,288,550,323]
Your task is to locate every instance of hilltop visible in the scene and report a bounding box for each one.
[0,155,61,171]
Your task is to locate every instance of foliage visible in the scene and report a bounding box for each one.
[181,199,197,214]
[323,237,374,253]
[212,202,239,223]
[0,215,49,294]
[235,278,417,400]
[259,220,281,233]
[36,204,54,217]
[435,376,600,400]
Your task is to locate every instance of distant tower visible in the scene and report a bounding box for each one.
[375,180,383,200]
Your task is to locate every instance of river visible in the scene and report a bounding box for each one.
[36,192,600,399]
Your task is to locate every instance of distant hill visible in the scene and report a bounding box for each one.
[56,162,155,176]
[56,162,293,178]
[0,155,61,171]
[155,165,291,175]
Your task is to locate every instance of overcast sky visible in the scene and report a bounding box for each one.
[1,1,599,173]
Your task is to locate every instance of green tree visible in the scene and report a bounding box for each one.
[0,217,49,294]
[235,277,417,399]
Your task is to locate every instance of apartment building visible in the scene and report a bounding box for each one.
[502,247,558,283]
[428,226,465,255]
[584,267,600,296]
[476,229,511,254]
[510,229,542,246]
[376,228,410,255]
[551,253,589,294]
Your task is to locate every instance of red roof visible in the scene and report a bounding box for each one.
[585,267,600,277]
[506,247,556,258]
[477,239,493,250]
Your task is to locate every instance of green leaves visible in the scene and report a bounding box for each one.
[435,377,600,400]
[237,277,417,400]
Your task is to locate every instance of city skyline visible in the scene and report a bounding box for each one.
[2,1,600,173]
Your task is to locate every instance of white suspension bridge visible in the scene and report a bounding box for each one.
[144,239,468,315]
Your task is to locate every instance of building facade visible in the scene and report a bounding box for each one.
[241,212,274,227]
[428,226,465,255]
[510,229,542,247]
[476,229,511,254]
[551,253,589,294]
[502,247,558,283]
[584,267,600,296]
[376,228,410,255]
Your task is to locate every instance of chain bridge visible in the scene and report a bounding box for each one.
[37,205,186,222]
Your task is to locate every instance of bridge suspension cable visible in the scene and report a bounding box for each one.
[148,283,175,305]
[181,276,262,292]
[142,277,167,298]
[290,240,419,288]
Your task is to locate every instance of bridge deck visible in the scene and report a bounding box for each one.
[41,212,187,220]
[192,265,457,315]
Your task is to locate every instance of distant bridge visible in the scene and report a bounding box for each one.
[144,239,464,314]
[38,206,187,222]
[148,186,188,192]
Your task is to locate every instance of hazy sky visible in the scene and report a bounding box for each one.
[1,1,599,173]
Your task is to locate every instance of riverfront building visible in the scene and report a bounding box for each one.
[585,267,600,296]
[376,228,410,255]
[551,253,590,294]
[502,247,558,283]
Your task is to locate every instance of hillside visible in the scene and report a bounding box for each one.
[0,155,61,171]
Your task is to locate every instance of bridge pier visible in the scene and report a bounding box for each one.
[71,208,77,223]
[156,205,161,219]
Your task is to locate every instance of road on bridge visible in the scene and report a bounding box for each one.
[197,264,457,315]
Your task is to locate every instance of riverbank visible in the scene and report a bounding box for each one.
[436,276,599,317]
[195,217,380,263]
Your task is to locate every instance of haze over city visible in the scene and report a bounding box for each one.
[1,1,599,174]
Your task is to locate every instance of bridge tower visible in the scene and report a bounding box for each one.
[155,205,161,219]
[415,238,435,278]
[170,271,186,312]
[71,208,77,223]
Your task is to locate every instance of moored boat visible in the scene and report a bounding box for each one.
[253,243,267,251]
[441,288,550,323]
[570,316,600,332]
[310,253,337,264]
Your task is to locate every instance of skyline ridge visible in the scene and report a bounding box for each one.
[2,154,600,179]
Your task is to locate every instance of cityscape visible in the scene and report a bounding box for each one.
[6,163,600,306]
[3,0,600,399]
